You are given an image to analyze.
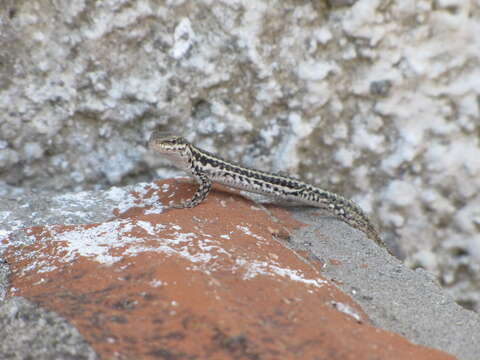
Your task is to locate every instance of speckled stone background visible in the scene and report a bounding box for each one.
[1,0,480,312]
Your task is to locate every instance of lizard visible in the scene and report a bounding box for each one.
[148,131,390,253]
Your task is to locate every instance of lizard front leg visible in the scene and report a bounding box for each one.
[170,172,212,208]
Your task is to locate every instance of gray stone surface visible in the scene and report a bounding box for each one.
[291,208,480,360]
[0,260,9,302]
[0,297,97,360]
[0,182,164,246]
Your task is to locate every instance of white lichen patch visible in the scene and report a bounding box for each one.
[10,210,327,294]
[106,182,166,215]
[236,259,326,288]
[149,279,165,287]
[11,220,194,274]
[331,302,363,323]
[236,224,266,242]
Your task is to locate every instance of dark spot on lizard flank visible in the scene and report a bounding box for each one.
[291,189,305,197]
[266,176,285,187]
[236,167,246,174]
[277,178,293,188]
[196,156,207,166]
[203,157,214,166]
[292,180,306,189]
[258,173,271,181]
[272,177,288,186]
[252,179,262,187]
[257,174,270,182]
[240,169,255,178]
[9,8,17,19]
[221,163,233,172]
[224,172,236,180]
[240,169,254,177]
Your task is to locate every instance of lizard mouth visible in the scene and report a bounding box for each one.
[148,131,187,153]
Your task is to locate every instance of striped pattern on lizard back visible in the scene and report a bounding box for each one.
[148,131,387,252]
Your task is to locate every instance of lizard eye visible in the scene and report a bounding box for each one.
[148,131,187,150]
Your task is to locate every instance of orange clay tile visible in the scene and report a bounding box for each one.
[4,179,455,360]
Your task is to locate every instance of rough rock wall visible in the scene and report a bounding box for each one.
[1,1,480,310]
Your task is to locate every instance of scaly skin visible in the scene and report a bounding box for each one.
[149,131,390,253]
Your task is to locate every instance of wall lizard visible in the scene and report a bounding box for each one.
[149,131,390,253]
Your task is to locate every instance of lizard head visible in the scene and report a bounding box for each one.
[149,132,188,152]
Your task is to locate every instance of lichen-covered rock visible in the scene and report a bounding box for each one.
[1,1,480,311]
